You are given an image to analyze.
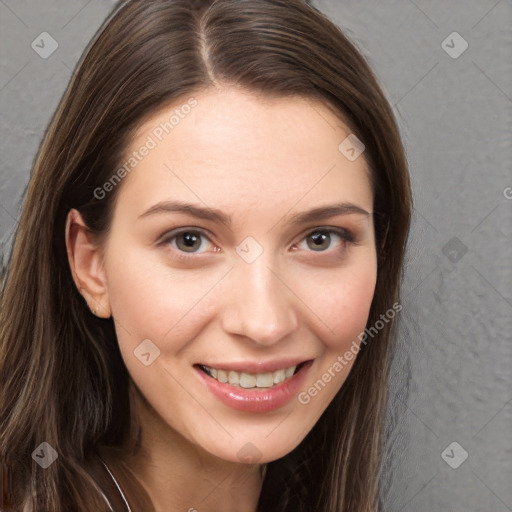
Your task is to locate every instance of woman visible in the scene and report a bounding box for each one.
[0,0,412,510]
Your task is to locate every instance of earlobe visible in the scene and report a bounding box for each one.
[65,208,112,319]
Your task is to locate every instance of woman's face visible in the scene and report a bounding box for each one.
[92,86,376,463]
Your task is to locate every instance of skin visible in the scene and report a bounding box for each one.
[66,85,377,512]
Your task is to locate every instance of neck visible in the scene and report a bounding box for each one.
[104,383,266,512]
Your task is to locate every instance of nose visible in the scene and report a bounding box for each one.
[220,255,298,347]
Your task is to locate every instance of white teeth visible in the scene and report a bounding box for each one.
[203,364,298,388]
[272,369,286,384]
[256,373,274,388]
[285,366,295,379]
[228,371,240,386]
[240,372,257,388]
[216,369,228,383]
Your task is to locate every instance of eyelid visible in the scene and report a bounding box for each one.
[299,225,355,243]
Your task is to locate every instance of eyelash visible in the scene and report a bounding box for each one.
[160,226,356,263]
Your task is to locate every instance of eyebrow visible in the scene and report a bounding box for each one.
[137,200,370,227]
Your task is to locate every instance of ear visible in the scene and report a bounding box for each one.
[65,208,111,318]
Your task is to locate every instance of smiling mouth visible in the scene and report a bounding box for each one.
[196,361,309,389]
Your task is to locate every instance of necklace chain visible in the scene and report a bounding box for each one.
[98,456,133,512]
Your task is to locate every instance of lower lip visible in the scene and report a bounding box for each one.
[195,361,313,413]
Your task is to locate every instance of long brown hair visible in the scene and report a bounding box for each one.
[0,0,412,510]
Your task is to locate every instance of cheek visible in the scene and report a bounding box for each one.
[104,247,214,339]
[299,259,377,350]
[292,263,376,425]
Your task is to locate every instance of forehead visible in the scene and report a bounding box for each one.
[114,86,373,223]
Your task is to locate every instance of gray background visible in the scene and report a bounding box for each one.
[1,0,511,510]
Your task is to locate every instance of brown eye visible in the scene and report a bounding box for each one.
[175,231,203,253]
[306,231,332,251]
[162,229,213,255]
[301,228,354,253]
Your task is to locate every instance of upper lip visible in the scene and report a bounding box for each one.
[196,358,313,374]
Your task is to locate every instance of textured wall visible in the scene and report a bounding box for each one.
[1,1,511,511]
